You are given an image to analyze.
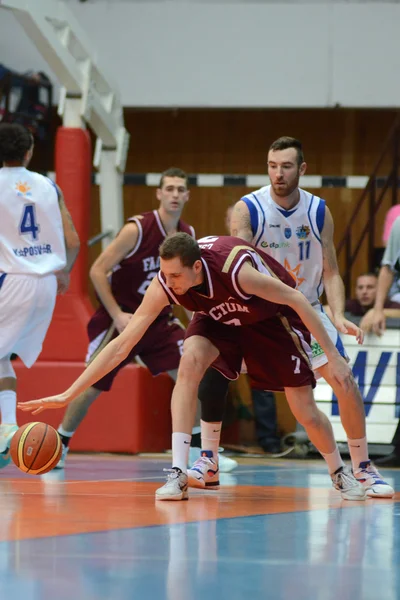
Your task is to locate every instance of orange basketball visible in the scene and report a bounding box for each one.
[10,422,62,475]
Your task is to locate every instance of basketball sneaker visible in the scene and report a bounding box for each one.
[53,443,69,469]
[331,465,366,500]
[155,468,189,501]
[354,461,395,498]
[189,446,238,473]
[187,450,220,489]
[0,424,19,468]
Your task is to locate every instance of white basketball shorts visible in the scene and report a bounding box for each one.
[0,273,57,367]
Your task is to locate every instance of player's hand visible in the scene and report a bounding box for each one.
[333,316,364,344]
[56,270,70,294]
[327,355,354,393]
[17,395,69,415]
[360,309,386,337]
[113,311,133,333]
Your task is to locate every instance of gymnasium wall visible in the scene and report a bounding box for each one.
[3,0,400,108]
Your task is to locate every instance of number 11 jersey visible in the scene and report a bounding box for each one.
[241,185,325,304]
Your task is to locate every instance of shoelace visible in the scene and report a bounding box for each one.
[333,468,358,489]
[193,457,212,468]
[360,467,381,481]
[162,468,185,481]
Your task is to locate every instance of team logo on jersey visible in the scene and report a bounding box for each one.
[296,225,310,239]
[15,181,31,197]
[284,228,292,239]
[284,258,305,287]
[261,241,290,249]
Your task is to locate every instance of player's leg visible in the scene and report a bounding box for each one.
[284,385,365,501]
[317,360,394,498]
[188,367,237,488]
[313,309,394,497]
[55,316,131,468]
[0,356,19,465]
[156,335,221,501]
[0,274,57,465]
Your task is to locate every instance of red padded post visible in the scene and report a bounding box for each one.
[40,127,93,361]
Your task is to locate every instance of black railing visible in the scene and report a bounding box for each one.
[337,113,400,295]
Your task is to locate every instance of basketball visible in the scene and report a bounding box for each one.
[10,422,62,475]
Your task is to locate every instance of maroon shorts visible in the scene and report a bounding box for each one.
[186,313,315,392]
[87,307,184,391]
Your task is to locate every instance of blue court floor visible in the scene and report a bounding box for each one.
[0,455,399,600]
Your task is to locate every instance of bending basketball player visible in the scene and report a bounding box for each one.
[20,233,366,502]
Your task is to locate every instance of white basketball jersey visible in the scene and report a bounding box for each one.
[241,185,325,304]
[0,167,67,275]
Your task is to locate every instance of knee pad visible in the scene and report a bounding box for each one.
[198,367,230,423]
[0,355,16,379]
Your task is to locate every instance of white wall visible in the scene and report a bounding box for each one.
[1,0,400,107]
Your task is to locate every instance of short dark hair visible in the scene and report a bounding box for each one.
[0,123,33,163]
[357,272,378,279]
[159,232,200,267]
[269,136,304,166]
[159,167,188,188]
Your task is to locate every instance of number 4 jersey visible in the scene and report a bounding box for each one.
[109,210,195,313]
[0,167,66,275]
[241,185,325,304]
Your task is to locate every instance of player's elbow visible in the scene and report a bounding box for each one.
[66,231,80,252]
[114,337,131,363]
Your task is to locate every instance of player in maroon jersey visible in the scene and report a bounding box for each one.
[53,168,194,467]
[19,233,365,502]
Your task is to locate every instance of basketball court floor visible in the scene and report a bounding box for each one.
[0,455,399,600]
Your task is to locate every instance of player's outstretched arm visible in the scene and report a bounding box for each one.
[230,200,254,242]
[237,262,360,391]
[18,277,169,414]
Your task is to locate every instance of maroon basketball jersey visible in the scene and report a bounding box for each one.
[109,210,195,312]
[158,235,298,325]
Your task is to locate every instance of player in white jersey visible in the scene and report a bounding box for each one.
[192,136,394,499]
[0,123,80,464]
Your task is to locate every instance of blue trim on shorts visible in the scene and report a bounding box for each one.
[0,273,7,291]
[242,197,259,237]
[335,332,346,359]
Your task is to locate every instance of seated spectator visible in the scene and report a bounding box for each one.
[324,273,400,323]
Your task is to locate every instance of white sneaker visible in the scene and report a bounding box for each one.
[0,424,18,453]
[331,465,366,501]
[53,444,69,469]
[187,450,220,490]
[156,468,189,501]
[189,447,238,473]
[0,424,19,469]
[354,461,395,498]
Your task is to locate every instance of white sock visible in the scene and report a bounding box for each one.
[172,432,191,473]
[347,437,369,472]
[0,390,17,424]
[201,420,222,458]
[320,446,345,475]
[58,425,75,438]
